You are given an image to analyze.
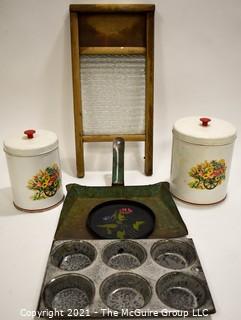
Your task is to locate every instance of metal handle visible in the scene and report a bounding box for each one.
[112,137,125,186]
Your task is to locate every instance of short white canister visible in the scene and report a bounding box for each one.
[170,117,237,204]
[3,129,64,212]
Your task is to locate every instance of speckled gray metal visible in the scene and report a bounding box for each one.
[100,272,152,311]
[102,240,146,270]
[37,238,215,318]
[52,288,89,311]
[156,272,207,310]
[151,239,196,270]
[51,241,96,271]
[43,274,95,313]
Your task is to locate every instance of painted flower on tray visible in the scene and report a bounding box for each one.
[27,163,61,200]
[97,208,145,239]
[188,159,226,190]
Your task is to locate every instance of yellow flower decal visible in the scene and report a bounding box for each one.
[27,163,61,200]
[188,159,226,190]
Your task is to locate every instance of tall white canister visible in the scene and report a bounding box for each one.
[170,117,236,204]
[3,129,64,212]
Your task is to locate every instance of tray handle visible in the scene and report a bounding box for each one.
[112,137,125,186]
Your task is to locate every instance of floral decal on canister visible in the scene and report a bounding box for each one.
[27,163,61,200]
[188,159,226,190]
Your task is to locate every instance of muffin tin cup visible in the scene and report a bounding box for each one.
[100,272,152,311]
[43,274,95,313]
[37,238,215,318]
[102,240,147,270]
[156,272,207,311]
[151,239,196,270]
[51,241,97,271]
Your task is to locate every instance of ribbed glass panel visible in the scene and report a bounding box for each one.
[80,55,146,135]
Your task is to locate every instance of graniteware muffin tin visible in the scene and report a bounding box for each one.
[37,238,215,318]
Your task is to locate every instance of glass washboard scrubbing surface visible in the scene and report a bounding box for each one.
[80,55,146,135]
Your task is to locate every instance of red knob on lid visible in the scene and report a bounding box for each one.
[200,117,211,127]
[24,129,36,139]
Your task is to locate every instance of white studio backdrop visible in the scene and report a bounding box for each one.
[0,1,241,320]
[0,0,240,178]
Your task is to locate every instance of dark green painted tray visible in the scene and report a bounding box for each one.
[55,139,188,240]
[55,181,188,240]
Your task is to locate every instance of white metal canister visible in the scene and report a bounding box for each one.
[170,117,236,204]
[3,129,64,212]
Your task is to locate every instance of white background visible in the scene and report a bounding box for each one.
[0,0,241,319]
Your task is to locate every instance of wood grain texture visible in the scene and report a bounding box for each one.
[70,4,155,13]
[78,13,146,47]
[83,134,145,142]
[80,46,146,55]
[145,12,154,176]
[70,12,85,177]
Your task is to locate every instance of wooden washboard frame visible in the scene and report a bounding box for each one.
[70,4,155,177]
